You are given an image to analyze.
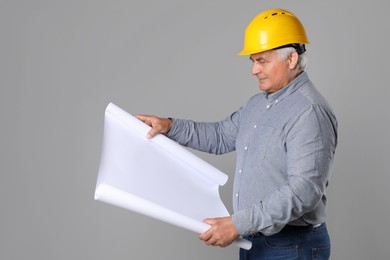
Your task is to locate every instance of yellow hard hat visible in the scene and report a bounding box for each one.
[238,9,309,56]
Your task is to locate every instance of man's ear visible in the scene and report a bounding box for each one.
[288,51,299,70]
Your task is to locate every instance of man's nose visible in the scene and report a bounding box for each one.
[251,63,260,75]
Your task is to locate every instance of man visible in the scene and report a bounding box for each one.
[136,8,337,259]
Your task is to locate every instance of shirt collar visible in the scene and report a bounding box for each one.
[266,72,309,102]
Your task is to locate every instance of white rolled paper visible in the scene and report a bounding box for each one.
[95,103,252,250]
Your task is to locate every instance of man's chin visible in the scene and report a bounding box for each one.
[259,85,268,92]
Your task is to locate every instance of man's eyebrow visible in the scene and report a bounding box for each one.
[250,56,266,62]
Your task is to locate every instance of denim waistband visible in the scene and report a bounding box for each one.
[249,223,324,237]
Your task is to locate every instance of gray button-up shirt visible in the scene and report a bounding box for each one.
[167,72,338,236]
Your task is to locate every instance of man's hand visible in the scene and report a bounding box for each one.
[134,114,173,138]
[199,216,240,248]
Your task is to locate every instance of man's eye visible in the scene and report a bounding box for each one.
[250,58,267,64]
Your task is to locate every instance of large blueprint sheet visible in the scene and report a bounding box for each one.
[94,103,251,250]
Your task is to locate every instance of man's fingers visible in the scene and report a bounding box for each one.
[134,114,172,138]
[134,114,152,126]
[199,227,211,239]
[203,218,216,225]
[198,217,239,248]
[199,226,213,242]
[200,219,216,245]
[146,128,160,139]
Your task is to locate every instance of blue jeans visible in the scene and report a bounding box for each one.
[240,223,330,260]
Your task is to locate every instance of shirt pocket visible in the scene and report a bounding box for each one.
[251,125,275,160]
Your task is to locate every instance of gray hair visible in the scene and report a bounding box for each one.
[275,47,308,72]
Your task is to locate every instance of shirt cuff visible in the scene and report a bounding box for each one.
[165,118,179,139]
[232,209,254,236]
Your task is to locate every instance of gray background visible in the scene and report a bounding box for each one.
[1,0,389,259]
